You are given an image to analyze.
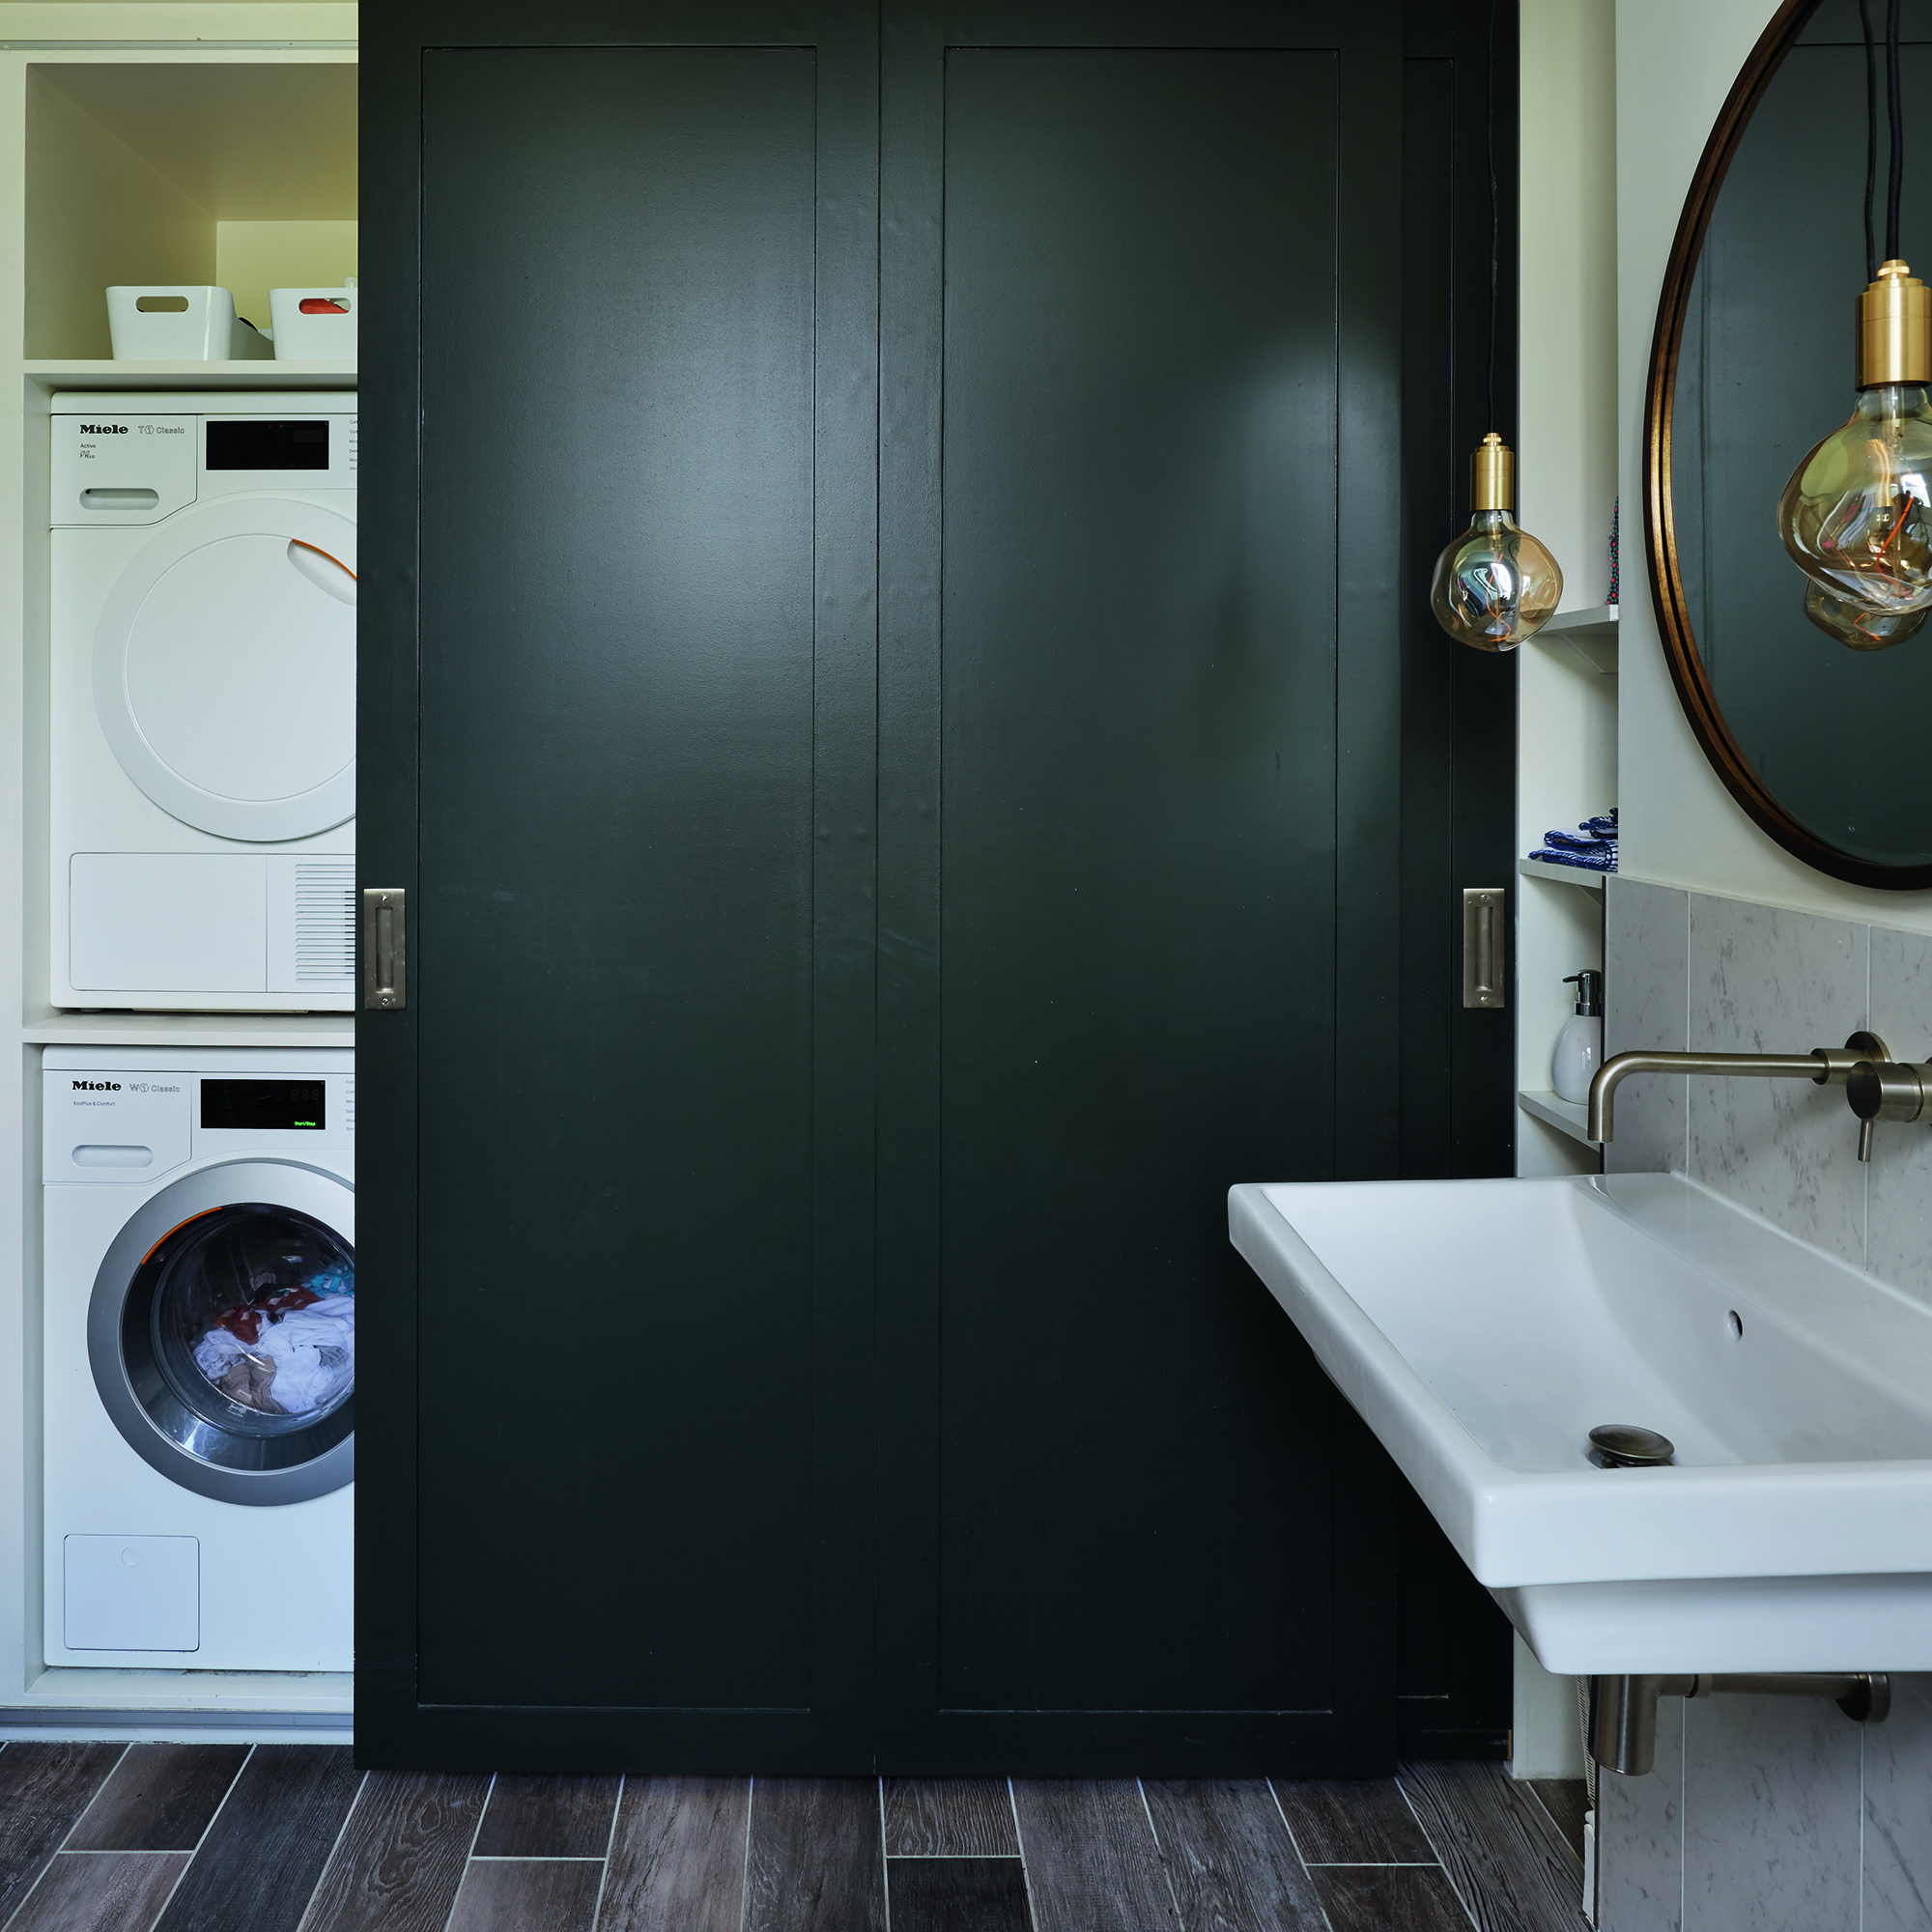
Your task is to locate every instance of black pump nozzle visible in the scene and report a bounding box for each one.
[1564,970,1603,1016]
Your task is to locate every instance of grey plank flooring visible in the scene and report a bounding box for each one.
[442,1858,604,1932]
[0,1758,1589,1932]
[0,1744,128,1926]
[597,1776,749,1932]
[1268,1778,1435,1864]
[1312,1862,1475,1932]
[887,1856,1033,1932]
[883,1778,1019,1857]
[1009,1780,1178,1932]
[1526,1780,1587,1867]
[469,1774,621,1860]
[297,1770,492,1932]
[1142,1780,1327,1932]
[150,1744,364,1932]
[65,1744,249,1852]
[743,1777,885,1932]
[1398,1761,1590,1931]
[5,1850,188,1932]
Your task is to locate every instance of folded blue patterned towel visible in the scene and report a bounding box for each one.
[1528,845,1617,872]
[1529,810,1618,872]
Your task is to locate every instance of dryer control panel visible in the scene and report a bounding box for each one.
[52,394,356,526]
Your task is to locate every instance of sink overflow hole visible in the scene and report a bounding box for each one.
[1727,1310,1744,1339]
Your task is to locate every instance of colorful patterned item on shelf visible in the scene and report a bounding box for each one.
[1528,808,1617,872]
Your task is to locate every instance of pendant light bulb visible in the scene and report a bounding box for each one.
[1779,261,1932,621]
[1429,434,1563,651]
[1803,578,1930,650]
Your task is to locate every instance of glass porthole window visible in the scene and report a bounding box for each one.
[123,1204,355,1474]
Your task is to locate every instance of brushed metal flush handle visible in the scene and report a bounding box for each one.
[1462,887,1506,1009]
[362,889,407,1010]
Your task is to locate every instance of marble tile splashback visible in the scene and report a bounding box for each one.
[1598,1678,1928,1932]
[1593,886,1932,1922]
[1601,877,1932,1304]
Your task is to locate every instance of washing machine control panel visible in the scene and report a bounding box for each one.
[43,1067,355,1183]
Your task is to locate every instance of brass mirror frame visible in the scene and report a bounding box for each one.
[1645,0,1932,890]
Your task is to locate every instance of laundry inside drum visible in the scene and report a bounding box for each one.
[144,1205,355,1435]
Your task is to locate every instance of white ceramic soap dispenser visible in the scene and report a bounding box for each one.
[1551,970,1604,1104]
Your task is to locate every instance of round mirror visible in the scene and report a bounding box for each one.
[1651,0,1932,886]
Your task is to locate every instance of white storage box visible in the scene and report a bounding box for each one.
[269,283,357,359]
[105,287,271,361]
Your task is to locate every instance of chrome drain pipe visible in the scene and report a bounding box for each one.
[1590,1672,1889,1776]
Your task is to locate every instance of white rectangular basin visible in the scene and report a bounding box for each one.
[1230,1172,1932,1674]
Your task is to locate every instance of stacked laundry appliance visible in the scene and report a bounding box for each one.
[43,393,356,1671]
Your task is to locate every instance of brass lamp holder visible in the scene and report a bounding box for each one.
[1858,259,1932,387]
[1470,431,1515,512]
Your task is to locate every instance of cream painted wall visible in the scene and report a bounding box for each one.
[1615,0,1932,929]
[216,218,356,329]
[1515,0,1618,1181]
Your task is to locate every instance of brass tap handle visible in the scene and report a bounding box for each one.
[1812,1031,1891,1085]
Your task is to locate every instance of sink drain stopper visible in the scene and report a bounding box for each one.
[1589,1423,1676,1468]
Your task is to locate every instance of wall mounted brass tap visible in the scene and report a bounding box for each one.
[1845,1056,1932,1161]
[1585,1033,1889,1144]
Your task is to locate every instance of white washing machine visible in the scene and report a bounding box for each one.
[43,1047,354,1671]
[50,393,357,1012]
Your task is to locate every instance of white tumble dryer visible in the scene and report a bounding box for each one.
[42,1047,354,1671]
[50,393,357,1011]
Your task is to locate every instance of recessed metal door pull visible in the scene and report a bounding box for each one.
[1462,887,1506,1009]
[362,888,407,1010]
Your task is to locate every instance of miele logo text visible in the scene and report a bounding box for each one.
[71,1079,120,1092]
[77,425,127,436]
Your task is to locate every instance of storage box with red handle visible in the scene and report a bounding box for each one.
[268,282,358,360]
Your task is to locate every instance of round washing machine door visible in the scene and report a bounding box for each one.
[92,497,356,843]
[88,1160,355,1506]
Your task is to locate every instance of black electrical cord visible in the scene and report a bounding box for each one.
[1888,0,1903,264]
[1862,0,1879,281]
[1486,0,1499,435]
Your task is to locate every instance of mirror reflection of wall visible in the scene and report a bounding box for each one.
[1669,0,1932,871]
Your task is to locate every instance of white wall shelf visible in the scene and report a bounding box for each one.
[1534,603,1618,675]
[1520,854,1608,892]
[24,1012,354,1048]
[1518,1088,1598,1147]
[25,359,355,390]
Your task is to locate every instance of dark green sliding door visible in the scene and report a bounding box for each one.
[875,7,1404,1773]
[359,0,1516,1772]
[357,4,881,1770]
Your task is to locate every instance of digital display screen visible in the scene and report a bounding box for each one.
[205,420,328,470]
[201,1079,326,1131]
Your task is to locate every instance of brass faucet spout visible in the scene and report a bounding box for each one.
[1585,1049,1832,1143]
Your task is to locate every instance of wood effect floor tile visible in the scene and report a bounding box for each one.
[1268,1778,1434,1864]
[470,1774,620,1860]
[1312,1863,1473,1932]
[1009,1780,1178,1932]
[883,1779,1019,1857]
[296,1770,492,1932]
[1141,1780,1326,1931]
[0,1744,128,1926]
[64,1744,249,1853]
[887,1857,1033,1932]
[743,1777,885,1932]
[597,1776,749,1932]
[6,1851,188,1932]
[443,1859,604,1932]
[1526,1780,1588,1868]
[1397,1761,1590,1931]
[151,1745,364,1932]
